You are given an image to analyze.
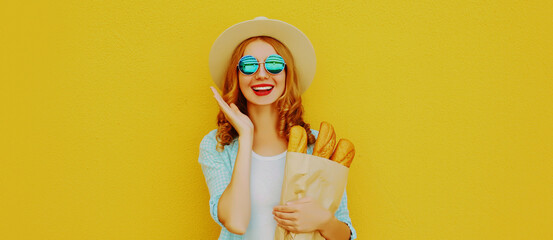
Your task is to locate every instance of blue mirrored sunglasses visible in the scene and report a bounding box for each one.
[237,54,286,75]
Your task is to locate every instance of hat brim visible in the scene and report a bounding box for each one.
[209,18,316,94]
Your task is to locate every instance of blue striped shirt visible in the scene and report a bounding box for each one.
[199,128,357,239]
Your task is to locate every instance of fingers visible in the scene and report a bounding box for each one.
[230,103,246,115]
[274,215,296,231]
[211,87,241,113]
[230,103,238,111]
[273,210,296,220]
[210,86,218,97]
[210,86,225,104]
[273,205,297,213]
[210,87,233,114]
[210,87,224,104]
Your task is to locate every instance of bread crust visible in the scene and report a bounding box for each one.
[330,139,355,168]
[313,121,336,159]
[287,125,307,153]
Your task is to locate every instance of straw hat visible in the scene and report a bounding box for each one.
[209,16,316,94]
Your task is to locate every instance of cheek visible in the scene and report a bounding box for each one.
[277,74,286,88]
[238,76,249,91]
[275,70,286,83]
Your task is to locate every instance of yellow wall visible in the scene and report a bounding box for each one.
[2,0,552,239]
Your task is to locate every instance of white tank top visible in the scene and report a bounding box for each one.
[243,150,287,239]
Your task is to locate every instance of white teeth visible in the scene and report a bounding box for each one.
[252,86,273,91]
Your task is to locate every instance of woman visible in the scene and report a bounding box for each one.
[199,17,357,240]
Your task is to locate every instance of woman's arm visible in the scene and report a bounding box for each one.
[217,134,253,234]
[209,87,255,234]
[331,189,357,239]
[273,196,351,239]
[273,190,356,239]
[319,216,351,240]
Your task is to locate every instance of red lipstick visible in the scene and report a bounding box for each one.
[251,84,274,96]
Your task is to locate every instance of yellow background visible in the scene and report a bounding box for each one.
[2,0,552,239]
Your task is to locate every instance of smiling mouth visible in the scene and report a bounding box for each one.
[251,86,274,96]
[252,86,274,91]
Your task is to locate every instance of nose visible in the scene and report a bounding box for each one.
[255,63,269,79]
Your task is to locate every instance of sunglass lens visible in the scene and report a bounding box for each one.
[265,54,285,74]
[238,55,259,75]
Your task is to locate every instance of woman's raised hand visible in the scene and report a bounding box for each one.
[210,87,254,138]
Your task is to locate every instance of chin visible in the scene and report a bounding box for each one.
[248,98,277,106]
[244,94,276,106]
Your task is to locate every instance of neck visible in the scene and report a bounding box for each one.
[247,102,280,137]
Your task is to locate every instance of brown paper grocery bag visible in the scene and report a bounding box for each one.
[274,151,349,240]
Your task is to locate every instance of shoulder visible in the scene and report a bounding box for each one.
[200,129,238,153]
[308,128,319,139]
[200,129,219,148]
[306,128,318,155]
